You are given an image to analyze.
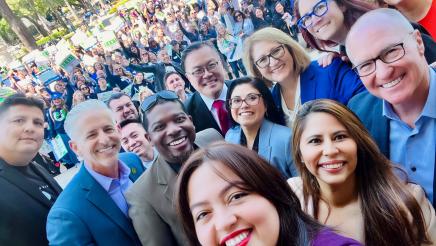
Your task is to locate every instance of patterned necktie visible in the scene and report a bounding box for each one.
[212,100,230,135]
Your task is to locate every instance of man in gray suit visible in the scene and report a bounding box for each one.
[125,90,223,245]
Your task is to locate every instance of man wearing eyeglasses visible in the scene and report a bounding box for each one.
[183,41,232,136]
[125,91,223,245]
[347,9,436,207]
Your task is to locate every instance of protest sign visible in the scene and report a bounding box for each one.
[97,31,121,52]
[97,90,115,102]
[51,135,68,161]
[55,50,80,73]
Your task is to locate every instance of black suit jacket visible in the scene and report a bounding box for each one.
[0,158,62,246]
[184,81,233,136]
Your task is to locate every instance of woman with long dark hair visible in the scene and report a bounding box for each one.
[289,99,435,245]
[176,142,362,246]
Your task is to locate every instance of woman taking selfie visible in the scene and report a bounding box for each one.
[225,77,295,178]
[176,142,362,246]
[289,99,436,245]
[242,27,364,127]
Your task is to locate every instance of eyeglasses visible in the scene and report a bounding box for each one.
[297,0,329,29]
[228,93,262,109]
[352,43,406,77]
[254,45,286,69]
[140,90,179,112]
[188,61,220,77]
[80,87,89,91]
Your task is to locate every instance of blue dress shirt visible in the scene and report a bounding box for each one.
[383,68,436,202]
[84,161,133,216]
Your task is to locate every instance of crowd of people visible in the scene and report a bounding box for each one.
[0,0,435,245]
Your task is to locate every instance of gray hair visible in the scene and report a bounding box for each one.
[64,99,115,141]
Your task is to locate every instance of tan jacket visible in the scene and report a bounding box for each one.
[288,177,436,245]
[126,128,223,246]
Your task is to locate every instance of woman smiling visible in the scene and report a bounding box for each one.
[288,99,436,245]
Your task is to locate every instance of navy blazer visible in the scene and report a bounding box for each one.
[119,152,146,181]
[47,165,141,245]
[272,58,365,118]
[225,119,296,178]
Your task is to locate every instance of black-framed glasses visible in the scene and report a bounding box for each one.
[188,61,220,77]
[228,93,262,109]
[140,90,179,112]
[255,45,286,69]
[297,0,329,29]
[80,87,89,91]
[352,43,406,77]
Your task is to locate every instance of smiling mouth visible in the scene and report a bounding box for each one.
[316,22,330,33]
[221,230,251,246]
[96,145,116,153]
[271,64,284,73]
[239,111,253,116]
[319,161,346,170]
[168,136,187,146]
[380,74,404,88]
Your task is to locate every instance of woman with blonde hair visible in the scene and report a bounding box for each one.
[216,23,247,78]
[288,99,436,245]
[242,27,364,127]
[71,90,85,108]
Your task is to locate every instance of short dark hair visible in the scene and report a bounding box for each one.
[142,98,187,131]
[163,71,181,85]
[0,93,45,117]
[176,142,322,245]
[106,92,130,108]
[119,118,143,129]
[226,77,285,126]
[181,41,220,71]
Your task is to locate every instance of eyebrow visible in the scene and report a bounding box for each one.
[304,130,348,141]
[191,60,217,69]
[189,182,235,211]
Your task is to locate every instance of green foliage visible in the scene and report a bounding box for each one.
[108,0,130,14]
[0,18,19,45]
[35,28,68,46]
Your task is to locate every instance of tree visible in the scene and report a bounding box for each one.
[0,0,37,50]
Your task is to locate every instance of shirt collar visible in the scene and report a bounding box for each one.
[383,67,436,120]
[199,83,228,111]
[84,160,131,192]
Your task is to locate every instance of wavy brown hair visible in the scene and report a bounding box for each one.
[291,99,431,246]
[294,0,377,51]
[176,142,322,246]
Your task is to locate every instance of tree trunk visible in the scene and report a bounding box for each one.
[0,0,37,50]
[24,16,49,36]
[51,10,69,30]
[63,0,80,22]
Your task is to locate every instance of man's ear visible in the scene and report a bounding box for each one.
[69,140,81,157]
[413,30,425,56]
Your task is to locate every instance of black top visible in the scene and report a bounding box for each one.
[240,128,261,153]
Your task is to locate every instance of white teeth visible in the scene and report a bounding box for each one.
[97,146,113,153]
[239,112,253,116]
[381,76,402,88]
[169,137,186,146]
[321,163,344,169]
[225,232,249,246]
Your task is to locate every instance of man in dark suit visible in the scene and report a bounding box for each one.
[47,100,141,245]
[126,92,223,245]
[0,93,62,246]
[183,41,232,136]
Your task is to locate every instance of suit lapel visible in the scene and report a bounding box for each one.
[80,166,137,241]
[193,93,222,134]
[0,159,53,208]
[31,161,62,195]
[300,67,317,103]
[155,156,177,203]
[257,120,272,162]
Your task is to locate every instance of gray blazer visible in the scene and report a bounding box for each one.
[125,128,223,246]
[225,119,296,178]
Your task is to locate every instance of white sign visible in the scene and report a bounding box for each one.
[55,50,80,73]
[97,31,121,52]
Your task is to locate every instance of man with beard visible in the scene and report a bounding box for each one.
[125,90,222,245]
[107,93,139,123]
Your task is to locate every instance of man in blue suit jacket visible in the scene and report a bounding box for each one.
[347,9,435,207]
[47,100,141,245]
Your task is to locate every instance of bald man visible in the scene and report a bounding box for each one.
[346,8,435,206]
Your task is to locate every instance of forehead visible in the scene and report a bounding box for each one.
[184,46,220,69]
[121,123,145,136]
[110,96,133,107]
[251,40,281,60]
[231,83,259,96]
[298,0,324,13]
[146,101,185,123]
[347,23,408,64]
[77,111,115,134]
[2,105,43,119]
[301,112,346,136]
